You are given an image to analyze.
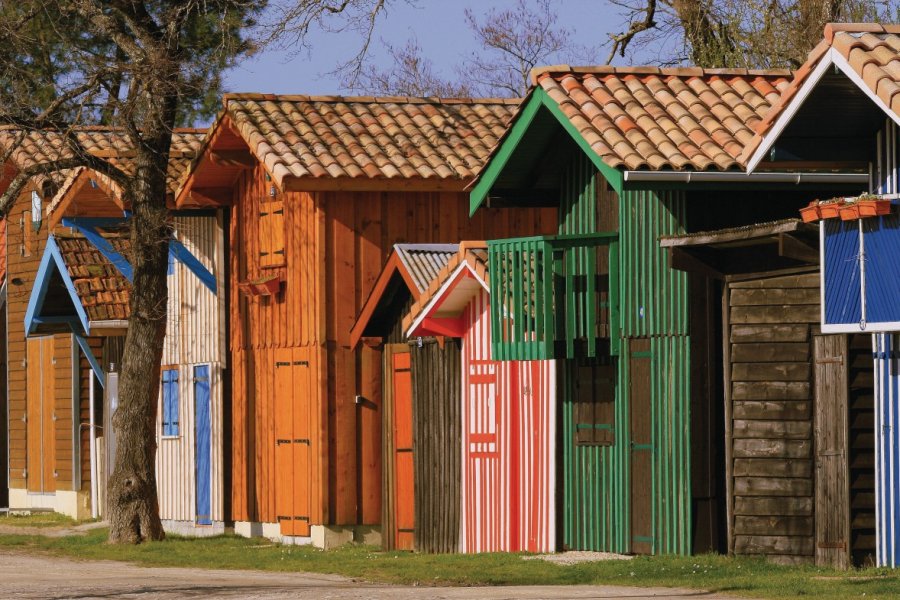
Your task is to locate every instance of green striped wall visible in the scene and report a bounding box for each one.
[560,181,692,555]
[559,152,597,235]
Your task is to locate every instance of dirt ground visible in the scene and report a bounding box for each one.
[0,550,752,600]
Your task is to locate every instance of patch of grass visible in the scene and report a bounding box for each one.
[0,512,80,528]
[0,529,899,599]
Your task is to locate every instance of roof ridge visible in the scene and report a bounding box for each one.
[824,22,900,42]
[223,92,521,105]
[529,64,793,85]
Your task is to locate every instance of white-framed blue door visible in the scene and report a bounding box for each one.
[193,364,212,526]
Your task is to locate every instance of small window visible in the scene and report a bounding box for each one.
[258,199,285,268]
[22,210,31,257]
[573,358,615,446]
[31,190,42,232]
[161,368,180,436]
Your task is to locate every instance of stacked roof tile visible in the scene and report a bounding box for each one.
[218,94,520,188]
[393,244,460,294]
[530,66,792,171]
[54,230,130,321]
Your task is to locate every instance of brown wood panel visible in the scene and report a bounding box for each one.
[629,339,653,555]
[813,335,850,569]
[725,271,818,562]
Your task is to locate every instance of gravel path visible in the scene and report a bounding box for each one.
[0,550,752,600]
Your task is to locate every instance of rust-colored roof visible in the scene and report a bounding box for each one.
[740,23,900,164]
[54,230,131,321]
[531,66,793,171]
[0,128,204,199]
[216,94,520,189]
[402,242,488,334]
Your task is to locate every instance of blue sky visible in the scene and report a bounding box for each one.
[222,0,677,95]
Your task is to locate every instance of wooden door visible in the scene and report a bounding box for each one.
[26,337,55,493]
[814,334,850,569]
[274,349,312,536]
[629,339,653,554]
[392,351,415,550]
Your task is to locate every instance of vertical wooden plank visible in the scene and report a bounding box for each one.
[381,344,398,550]
[814,334,850,569]
[292,346,312,536]
[358,344,382,525]
[26,338,41,492]
[274,348,294,535]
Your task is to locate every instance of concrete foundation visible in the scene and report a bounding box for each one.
[8,488,91,520]
[161,520,226,538]
[233,521,382,549]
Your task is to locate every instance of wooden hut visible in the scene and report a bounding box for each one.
[404,243,557,553]
[0,129,217,526]
[713,23,900,568]
[351,243,460,552]
[465,62,867,556]
[174,94,556,545]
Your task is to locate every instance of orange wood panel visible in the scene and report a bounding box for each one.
[392,351,414,550]
[274,348,294,535]
[292,346,313,536]
[25,338,42,492]
[42,339,56,493]
[358,344,382,525]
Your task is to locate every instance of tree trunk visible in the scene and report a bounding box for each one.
[107,90,179,544]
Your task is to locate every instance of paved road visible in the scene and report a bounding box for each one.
[0,551,749,600]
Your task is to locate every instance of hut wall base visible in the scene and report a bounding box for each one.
[160,520,226,538]
[7,488,91,520]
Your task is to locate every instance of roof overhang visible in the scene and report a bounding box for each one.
[350,251,421,349]
[25,235,92,336]
[623,170,869,185]
[747,47,900,173]
[659,218,819,278]
[467,87,625,216]
[405,261,488,338]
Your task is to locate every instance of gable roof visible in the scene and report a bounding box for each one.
[176,94,521,203]
[44,130,204,226]
[0,127,203,199]
[529,66,792,172]
[741,23,900,170]
[350,243,458,347]
[403,242,489,338]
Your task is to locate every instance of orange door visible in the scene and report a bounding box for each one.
[26,337,55,493]
[274,348,313,537]
[392,351,415,550]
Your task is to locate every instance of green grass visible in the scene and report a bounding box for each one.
[0,528,899,599]
[0,511,81,528]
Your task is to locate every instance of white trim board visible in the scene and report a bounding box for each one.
[748,47,900,173]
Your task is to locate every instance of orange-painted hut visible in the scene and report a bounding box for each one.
[175,94,556,544]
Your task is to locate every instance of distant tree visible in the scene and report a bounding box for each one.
[607,0,900,69]
[352,0,599,98]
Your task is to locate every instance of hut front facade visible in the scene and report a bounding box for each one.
[351,244,461,552]
[175,94,556,545]
[404,244,557,553]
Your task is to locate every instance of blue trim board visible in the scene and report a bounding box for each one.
[169,240,217,294]
[25,236,91,336]
[75,334,105,389]
[62,216,128,229]
[63,218,134,282]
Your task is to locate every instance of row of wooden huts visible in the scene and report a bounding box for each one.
[2,21,899,567]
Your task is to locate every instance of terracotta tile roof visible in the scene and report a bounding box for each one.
[0,128,204,199]
[218,94,520,189]
[54,230,131,321]
[531,66,793,171]
[402,242,488,334]
[740,23,900,164]
[394,244,460,293]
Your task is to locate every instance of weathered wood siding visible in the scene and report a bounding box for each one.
[410,338,461,553]
[726,271,819,564]
[459,289,556,553]
[228,163,555,530]
[155,213,226,525]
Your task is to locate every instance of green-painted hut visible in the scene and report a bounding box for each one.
[468,64,867,556]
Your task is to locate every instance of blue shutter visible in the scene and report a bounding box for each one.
[162,369,180,436]
[194,365,212,525]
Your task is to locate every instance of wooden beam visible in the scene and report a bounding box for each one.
[211,149,255,169]
[283,175,468,193]
[778,233,819,265]
[183,187,232,207]
[668,247,724,280]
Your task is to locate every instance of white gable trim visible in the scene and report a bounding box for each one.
[404,261,488,338]
[747,51,836,172]
[749,47,900,173]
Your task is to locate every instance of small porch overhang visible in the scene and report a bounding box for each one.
[659,218,819,279]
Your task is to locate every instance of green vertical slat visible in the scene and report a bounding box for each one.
[513,241,523,357]
[565,248,576,357]
[586,243,597,357]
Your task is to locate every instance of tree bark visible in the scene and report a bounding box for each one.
[106,80,180,544]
